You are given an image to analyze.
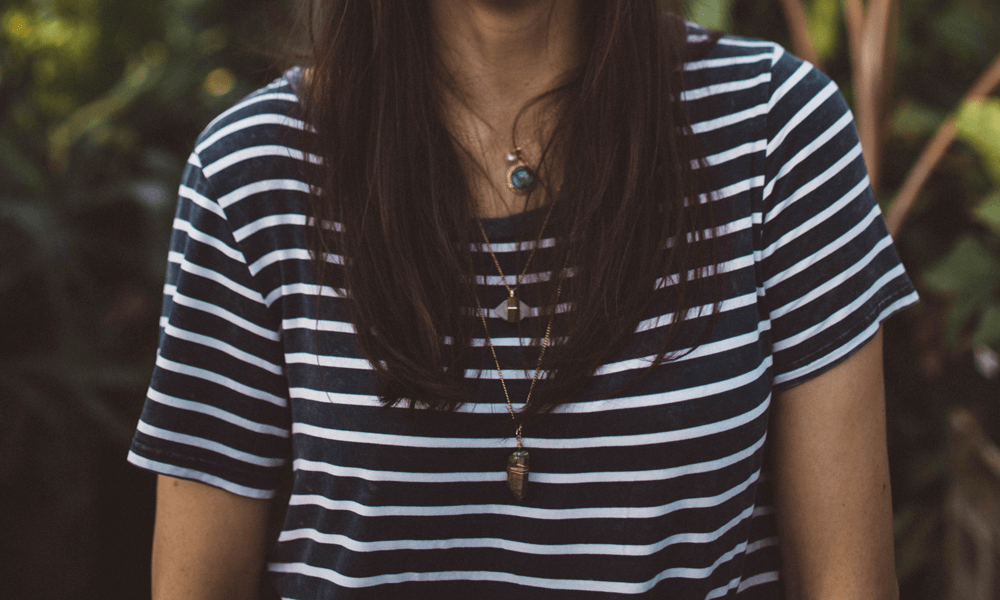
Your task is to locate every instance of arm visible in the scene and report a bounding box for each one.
[770,329,900,599]
[152,475,272,600]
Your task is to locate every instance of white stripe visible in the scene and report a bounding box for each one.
[681,72,770,101]
[716,38,779,49]
[168,251,265,304]
[269,541,747,593]
[283,318,355,333]
[774,290,917,382]
[264,283,344,307]
[746,536,779,554]
[767,145,866,223]
[217,179,311,209]
[766,81,838,156]
[773,264,904,351]
[286,353,372,371]
[156,355,287,406]
[196,113,307,154]
[737,571,781,592]
[127,452,276,499]
[233,214,308,242]
[689,103,768,134]
[292,394,768,452]
[656,255,755,289]
[204,92,299,132]
[162,323,283,375]
[631,291,757,335]
[136,421,286,467]
[691,176,766,205]
[170,292,279,341]
[694,140,766,168]
[769,236,892,320]
[473,269,564,286]
[277,505,754,556]
[556,355,772,415]
[286,470,758,520]
[470,237,556,253]
[684,53,773,71]
[203,145,323,178]
[764,203,879,289]
[179,184,225,218]
[136,420,285,467]
[147,388,289,437]
[173,218,246,263]
[249,248,342,275]
[287,349,770,417]
[762,111,854,200]
[187,152,202,168]
[602,319,761,377]
[762,175,869,260]
[705,577,742,600]
[767,61,812,111]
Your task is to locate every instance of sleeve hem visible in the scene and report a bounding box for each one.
[127,446,279,500]
[772,285,918,392]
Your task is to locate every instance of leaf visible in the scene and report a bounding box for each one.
[972,191,1000,235]
[807,0,841,61]
[686,0,734,31]
[0,137,46,192]
[972,302,1000,348]
[922,236,1000,297]
[944,293,980,345]
[890,102,947,138]
[955,99,1000,185]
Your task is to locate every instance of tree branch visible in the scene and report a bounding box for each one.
[886,53,1000,236]
[778,0,821,68]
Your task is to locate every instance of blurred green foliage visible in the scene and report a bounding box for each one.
[0,0,285,597]
[2,0,999,598]
[711,0,1000,598]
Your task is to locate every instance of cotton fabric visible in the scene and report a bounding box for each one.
[129,30,918,599]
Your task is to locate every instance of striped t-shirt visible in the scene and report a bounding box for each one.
[128,30,918,599]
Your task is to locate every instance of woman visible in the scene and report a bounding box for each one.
[130,1,916,598]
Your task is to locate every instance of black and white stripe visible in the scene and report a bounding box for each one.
[129,27,917,600]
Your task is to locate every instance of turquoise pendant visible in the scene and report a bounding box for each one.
[505,149,536,195]
[508,165,536,194]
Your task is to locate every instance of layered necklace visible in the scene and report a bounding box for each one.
[476,148,554,323]
[475,148,566,501]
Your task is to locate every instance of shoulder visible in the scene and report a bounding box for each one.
[191,68,314,190]
[681,25,840,122]
[183,69,317,231]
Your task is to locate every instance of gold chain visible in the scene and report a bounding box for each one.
[475,201,556,302]
[474,262,567,449]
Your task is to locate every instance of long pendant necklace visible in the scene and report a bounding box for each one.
[476,148,554,323]
[475,267,566,501]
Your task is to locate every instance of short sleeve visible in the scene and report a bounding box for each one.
[757,50,918,390]
[127,153,291,499]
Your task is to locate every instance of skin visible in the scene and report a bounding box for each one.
[150,2,900,598]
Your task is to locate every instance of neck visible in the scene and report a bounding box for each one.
[429,0,584,115]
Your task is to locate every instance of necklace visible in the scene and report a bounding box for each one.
[476,194,555,323]
[475,264,567,501]
[505,147,537,195]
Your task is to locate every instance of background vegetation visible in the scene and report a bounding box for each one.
[1,0,998,597]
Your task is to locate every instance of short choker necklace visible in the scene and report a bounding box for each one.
[476,200,555,322]
[475,263,567,501]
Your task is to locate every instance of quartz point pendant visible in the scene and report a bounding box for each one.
[494,296,529,322]
[507,450,529,501]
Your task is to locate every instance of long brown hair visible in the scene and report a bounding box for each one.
[294,0,721,420]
